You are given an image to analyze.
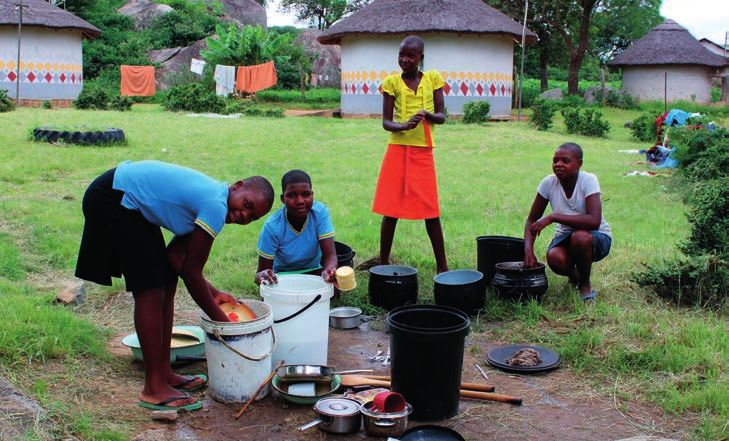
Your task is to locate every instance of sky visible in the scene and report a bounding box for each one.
[266,0,729,46]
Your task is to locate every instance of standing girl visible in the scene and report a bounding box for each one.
[372,35,449,273]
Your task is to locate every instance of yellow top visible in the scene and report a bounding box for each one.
[381,70,444,147]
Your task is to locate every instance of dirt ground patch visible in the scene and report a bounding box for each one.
[1,292,686,441]
[108,307,685,440]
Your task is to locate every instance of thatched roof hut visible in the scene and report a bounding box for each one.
[0,0,101,39]
[317,0,536,119]
[318,0,536,45]
[608,20,726,105]
[0,0,101,106]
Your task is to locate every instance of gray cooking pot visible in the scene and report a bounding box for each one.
[298,397,362,434]
[360,400,413,437]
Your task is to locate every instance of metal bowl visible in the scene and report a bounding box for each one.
[329,307,362,329]
[271,373,342,405]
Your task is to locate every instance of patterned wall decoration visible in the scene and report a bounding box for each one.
[0,59,83,87]
[341,70,513,97]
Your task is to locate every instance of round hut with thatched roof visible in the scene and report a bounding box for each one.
[317,0,536,119]
[607,20,726,106]
[0,0,101,106]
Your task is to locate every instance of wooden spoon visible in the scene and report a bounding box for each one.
[339,375,521,405]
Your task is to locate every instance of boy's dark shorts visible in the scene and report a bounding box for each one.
[75,167,178,292]
[548,231,612,262]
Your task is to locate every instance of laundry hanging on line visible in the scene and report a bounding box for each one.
[120,65,156,97]
[235,61,277,93]
[190,58,206,75]
[214,65,236,96]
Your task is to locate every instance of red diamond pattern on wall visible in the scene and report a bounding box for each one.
[45,72,53,82]
[60,73,66,83]
[7,71,16,82]
[489,84,496,95]
[362,83,369,94]
[443,83,451,95]
[476,84,484,96]
[459,82,469,95]
[27,72,36,82]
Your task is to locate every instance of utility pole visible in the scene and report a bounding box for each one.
[517,0,529,122]
[15,0,28,108]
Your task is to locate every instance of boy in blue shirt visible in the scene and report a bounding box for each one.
[75,160,274,411]
[255,169,338,287]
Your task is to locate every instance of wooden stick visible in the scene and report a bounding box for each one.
[340,375,510,401]
[355,375,496,392]
[235,359,285,419]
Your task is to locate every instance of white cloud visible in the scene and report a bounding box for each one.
[266,1,304,27]
[660,0,728,45]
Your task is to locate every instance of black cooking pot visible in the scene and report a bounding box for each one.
[491,261,548,303]
[433,269,485,316]
[368,265,418,311]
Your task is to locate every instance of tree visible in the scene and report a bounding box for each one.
[280,0,369,30]
[484,0,661,95]
[591,0,662,63]
[201,24,312,89]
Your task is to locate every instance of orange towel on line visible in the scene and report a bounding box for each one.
[235,61,277,93]
[120,65,155,97]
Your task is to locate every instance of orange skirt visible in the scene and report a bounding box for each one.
[372,144,440,220]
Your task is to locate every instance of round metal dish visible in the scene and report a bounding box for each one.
[271,373,342,405]
[329,307,362,329]
[486,344,561,374]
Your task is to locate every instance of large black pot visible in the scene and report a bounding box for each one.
[476,236,525,288]
[368,265,418,311]
[433,270,485,316]
[491,261,548,302]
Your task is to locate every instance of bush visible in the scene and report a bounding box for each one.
[0,89,14,112]
[42,101,52,110]
[529,98,556,131]
[560,107,610,137]
[558,95,585,108]
[462,100,491,124]
[629,112,660,143]
[631,256,728,309]
[74,87,110,110]
[672,126,729,183]
[161,82,226,113]
[109,95,134,112]
[680,178,729,258]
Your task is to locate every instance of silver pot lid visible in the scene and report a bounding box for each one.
[315,397,360,416]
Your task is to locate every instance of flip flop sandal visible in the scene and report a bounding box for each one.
[138,396,202,411]
[581,290,597,303]
[172,374,208,392]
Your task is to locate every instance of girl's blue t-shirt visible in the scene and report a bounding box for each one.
[113,160,228,238]
[256,201,335,272]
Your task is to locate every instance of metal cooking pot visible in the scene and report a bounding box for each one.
[298,397,362,434]
[329,307,362,329]
[368,265,419,311]
[433,269,485,316]
[360,400,413,437]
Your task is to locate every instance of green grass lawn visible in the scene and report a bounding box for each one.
[0,104,727,439]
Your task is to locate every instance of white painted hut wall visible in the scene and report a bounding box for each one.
[0,27,84,100]
[340,34,515,119]
[621,66,714,105]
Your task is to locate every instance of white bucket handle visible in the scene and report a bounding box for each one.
[213,327,276,362]
[273,294,322,324]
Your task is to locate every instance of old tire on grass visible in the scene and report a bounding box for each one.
[33,127,126,145]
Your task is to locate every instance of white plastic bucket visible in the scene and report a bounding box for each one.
[261,274,334,367]
[199,300,274,403]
